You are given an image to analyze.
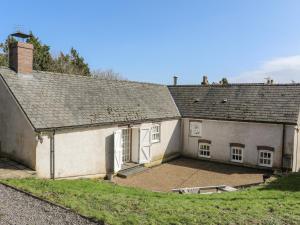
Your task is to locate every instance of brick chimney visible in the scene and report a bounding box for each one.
[201,75,208,85]
[9,39,33,74]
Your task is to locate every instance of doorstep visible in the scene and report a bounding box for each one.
[117,163,148,178]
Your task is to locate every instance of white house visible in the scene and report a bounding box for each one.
[0,38,181,179]
[0,37,299,179]
[168,79,300,172]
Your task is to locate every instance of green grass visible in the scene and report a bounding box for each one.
[1,173,300,225]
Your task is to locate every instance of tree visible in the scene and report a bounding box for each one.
[69,47,90,76]
[92,69,126,80]
[0,32,91,76]
[0,36,17,67]
[52,52,72,74]
[0,43,7,66]
[220,77,229,85]
[26,33,53,71]
[51,49,90,76]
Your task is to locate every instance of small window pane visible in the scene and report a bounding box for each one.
[231,147,243,163]
[151,124,160,143]
[258,150,273,167]
[198,143,211,158]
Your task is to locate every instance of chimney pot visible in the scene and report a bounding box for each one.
[201,75,208,85]
[173,76,178,86]
[9,41,33,74]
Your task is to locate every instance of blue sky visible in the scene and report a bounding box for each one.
[1,0,300,84]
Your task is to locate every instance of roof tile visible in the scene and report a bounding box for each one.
[0,67,180,130]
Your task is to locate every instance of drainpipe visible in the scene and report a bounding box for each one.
[281,124,286,171]
[50,130,56,180]
[295,127,299,172]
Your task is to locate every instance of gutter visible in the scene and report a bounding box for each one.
[50,130,56,180]
[181,116,297,126]
[35,116,182,133]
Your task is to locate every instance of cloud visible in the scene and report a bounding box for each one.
[230,55,300,83]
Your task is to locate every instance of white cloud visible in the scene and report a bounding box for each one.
[230,55,300,83]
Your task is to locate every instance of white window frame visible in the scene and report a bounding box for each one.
[198,143,211,158]
[258,150,273,167]
[230,146,243,163]
[151,124,160,144]
[189,120,202,137]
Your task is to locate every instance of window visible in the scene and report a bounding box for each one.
[151,124,160,143]
[231,147,243,163]
[189,121,202,137]
[258,150,273,167]
[198,143,210,158]
[122,129,131,162]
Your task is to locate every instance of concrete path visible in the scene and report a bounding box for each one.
[0,184,99,225]
[0,158,35,179]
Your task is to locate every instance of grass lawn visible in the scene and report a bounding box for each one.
[1,173,300,225]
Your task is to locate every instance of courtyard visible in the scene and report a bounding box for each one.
[114,157,269,192]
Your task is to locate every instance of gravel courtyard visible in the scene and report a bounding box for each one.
[0,184,99,225]
[114,157,269,192]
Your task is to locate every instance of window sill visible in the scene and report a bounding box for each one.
[198,155,211,159]
[231,160,243,163]
[151,140,160,144]
[258,163,272,168]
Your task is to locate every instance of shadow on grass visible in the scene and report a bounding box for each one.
[261,173,300,192]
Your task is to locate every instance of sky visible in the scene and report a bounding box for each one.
[1,0,300,85]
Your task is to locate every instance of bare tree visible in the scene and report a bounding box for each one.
[92,69,126,80]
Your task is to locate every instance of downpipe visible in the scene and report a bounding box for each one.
[295,126,299,172]
[50,130,56,180]
[281,124,286,171]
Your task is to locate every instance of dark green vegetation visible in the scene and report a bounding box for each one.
[2,173,300,225]
[0,33,123,79]
[0,33,90,76]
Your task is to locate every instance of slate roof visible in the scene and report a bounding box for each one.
[0,67,180,130]
[168,84,300,124]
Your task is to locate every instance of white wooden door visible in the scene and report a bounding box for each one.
[114,129,123,173]
[131,127,140,163]
[139,128,151,164]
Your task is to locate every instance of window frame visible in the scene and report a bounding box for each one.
[198,143,211,158]
[151,124,161,144]
[230,146,243,163]
[258,150,273,167]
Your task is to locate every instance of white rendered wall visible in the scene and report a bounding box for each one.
[293,126,300,172]
[0,78,36,169]
[182,118,293,169]
[36,119,181,178]
[140,120,181,163]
